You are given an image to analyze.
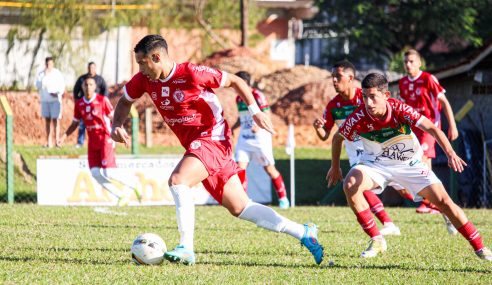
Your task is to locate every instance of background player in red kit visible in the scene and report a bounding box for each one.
[398,49,459,214]
[59,77,139,206]
[110,35,324,265]
[232,71,290,209]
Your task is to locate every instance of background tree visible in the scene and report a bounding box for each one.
[312,0,492,70]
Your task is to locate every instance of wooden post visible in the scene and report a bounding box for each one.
[145,108,153,148]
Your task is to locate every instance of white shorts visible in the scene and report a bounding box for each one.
[353,160,442,202]
[234,143,274,166]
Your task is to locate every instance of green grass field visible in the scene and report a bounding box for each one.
[0,205,490,284]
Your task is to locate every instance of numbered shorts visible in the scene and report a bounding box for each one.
[88,138,116,169]
[185,139,246,204]
[353,160,442,202]
[234,143,275,166]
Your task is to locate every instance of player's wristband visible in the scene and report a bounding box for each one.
[247,103,261,116]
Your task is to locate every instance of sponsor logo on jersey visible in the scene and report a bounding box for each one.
[86,106,91,112]
[192,65,218,74]
[173,89,185,102]
[151,92,157,100]
[164,114,196,125]
[190,140,201,150]
[340,109,365,138]
[377,142,414,161]
[172,78,187,84]
[162,87,170,97]
[161,98,170,106]
[200,131,208,137]
[409,83,414,91]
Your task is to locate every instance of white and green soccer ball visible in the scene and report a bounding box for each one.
[131,233,167,265]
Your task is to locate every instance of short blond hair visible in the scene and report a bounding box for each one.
[404,49,421,59]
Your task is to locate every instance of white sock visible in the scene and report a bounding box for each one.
[100,168,140,192]
[238,201,305,240]
[170,184,195,251]
[90,167,124,199]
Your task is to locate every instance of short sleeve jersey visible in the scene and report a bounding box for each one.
[236,88,271,145]
[398,71,444,126]
[339,98,424,165]
[322,88,364,164]
[73,94,114,150]
[123,62,228,148]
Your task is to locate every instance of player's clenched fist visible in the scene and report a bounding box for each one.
[313,117,326,129]
[111,126,130,148]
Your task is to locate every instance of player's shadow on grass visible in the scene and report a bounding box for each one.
[0,255,128,266]
[197,249,347,258]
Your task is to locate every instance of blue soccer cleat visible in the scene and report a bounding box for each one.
[300,223,324,265]
[279,197,290,209]
[164,245,196,265]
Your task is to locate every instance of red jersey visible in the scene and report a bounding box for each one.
[124,62,228,148]
[398,71,444,125]
[73,94,113,150]
[339,98,424,165]
[322,88,363,130]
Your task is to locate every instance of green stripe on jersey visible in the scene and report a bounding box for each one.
[237,101,269,112]
[331,105,358,120]
[359,124,412,143]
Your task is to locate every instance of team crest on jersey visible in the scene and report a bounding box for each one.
[415,88,421,95]
[190,140,201,150]
[151,92,157,100]
[173,89,185,102]
[162,87,170,97]
[101,159,107,166]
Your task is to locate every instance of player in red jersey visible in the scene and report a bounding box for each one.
[110,35,324,265]
[232,71,290,209]
[314,60,400,236]
[399,49,459,215]
[59,77,140,206]
[326,73,491,260]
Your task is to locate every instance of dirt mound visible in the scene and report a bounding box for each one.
[201,47,283,81]
[271,80,336,125]
[257,66,331,104]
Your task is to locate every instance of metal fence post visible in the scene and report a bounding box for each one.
[1,96,14,204]
[130,106,139,155]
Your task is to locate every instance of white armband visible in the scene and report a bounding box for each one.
[247,103,261,116]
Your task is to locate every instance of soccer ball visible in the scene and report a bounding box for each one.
[131,233,167,265]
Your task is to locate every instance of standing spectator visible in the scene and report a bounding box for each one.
[36,56,65,148]
[73,62,108,148]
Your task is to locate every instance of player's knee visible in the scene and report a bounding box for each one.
[434,195,455,210]
[168,173,184,186]
[343,177,360,195]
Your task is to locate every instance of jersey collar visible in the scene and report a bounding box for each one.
[159,62,177,83]
[408,71,423,82]
[366,101,393,125]
[83,94,97,104]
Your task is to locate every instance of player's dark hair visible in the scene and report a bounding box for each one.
[362,73,388,92]
[333,60,356,76]
[45,57,54,64]
[134,34,168,55]
[235,71,251,85]
[88,61,95,67]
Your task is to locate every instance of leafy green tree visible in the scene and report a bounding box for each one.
[312,0,491,69]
